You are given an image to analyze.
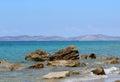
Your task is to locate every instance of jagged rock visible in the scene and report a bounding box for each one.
[28,63,44,69]
[53,45,79,60]
[47,60,86,67]
[25,50,51,61]
[43,71,70,79]
[92,67,106,75]
[79,53,96,59]
[103,58,120,64]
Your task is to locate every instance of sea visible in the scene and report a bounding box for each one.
[0,41,120,82]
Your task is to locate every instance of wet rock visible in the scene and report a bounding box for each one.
[79,53,96,59]
[53,45,79,60]
[103,58,120,64]
[72,70,80,75]
[47,60,86,67]
[9,63,23,71]
[25,50,51,61]
[0,60,24,71]
[0,60,11,66]
[43,71,70,79]
[115,80,120,82]
[92,67,106,75]
[28,63,44,69]
[47,60,68,66]
[65,60,86,67]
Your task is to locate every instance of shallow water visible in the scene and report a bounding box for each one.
[0,41,120,82]
[0,41,120,62]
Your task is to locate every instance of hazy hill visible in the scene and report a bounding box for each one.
[0,34,120,41]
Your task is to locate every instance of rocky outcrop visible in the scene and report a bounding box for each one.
[103,58,120,64]
[43,71,70,79]
[47,60,86,67]
[79,53,96,59]
[53,45,79,60]
[25,50,51,61]
[91,67,106,75]
[27,63,44,69]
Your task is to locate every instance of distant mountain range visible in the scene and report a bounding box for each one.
[0,34,120,41]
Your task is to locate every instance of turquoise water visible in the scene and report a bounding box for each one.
[0,41,120,62]
[0,41,120,82]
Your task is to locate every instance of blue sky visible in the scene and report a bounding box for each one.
[0,0,120,37]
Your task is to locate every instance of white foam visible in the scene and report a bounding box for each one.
[104,67,119,74]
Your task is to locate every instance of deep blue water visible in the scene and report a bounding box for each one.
[0,41,120,62]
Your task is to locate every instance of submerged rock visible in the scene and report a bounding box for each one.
[53,45,79,60]
[8,63,23,71]
[79,53,96,59]
[47,60,68,66]
[43,71,70,79]
[79,68,90,74]
[25,50,51,61]
[28,63,44,69]
[103,58,120,64]
[72,70,80,75]
[0,60,24,72]
[47,60,86,67]
[0,60,11,66]
[65,60,86,67]
[92,67,106,75]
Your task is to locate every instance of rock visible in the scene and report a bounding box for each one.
[53,45,79,60]
[92,67,106,75]
[0,60,11,66]
[43,71,70,79]
[8,63,22,71]
[47,60,68,66]
[0,60,24,71]
[65,60,86,67]
[28,63,44,69]
[72,70,80,75]
[103,58,120,64]
[115,80,120,82]
[79,53,96,59]
[47,60,86,67]
[25,50,51,61]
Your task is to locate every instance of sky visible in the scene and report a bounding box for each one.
[0,0,120,37]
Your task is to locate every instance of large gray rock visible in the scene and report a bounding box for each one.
[53,45,79,60]
[43,71,70,79]
[25,50,51,61]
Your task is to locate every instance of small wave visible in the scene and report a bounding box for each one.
[104,67,119,74]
